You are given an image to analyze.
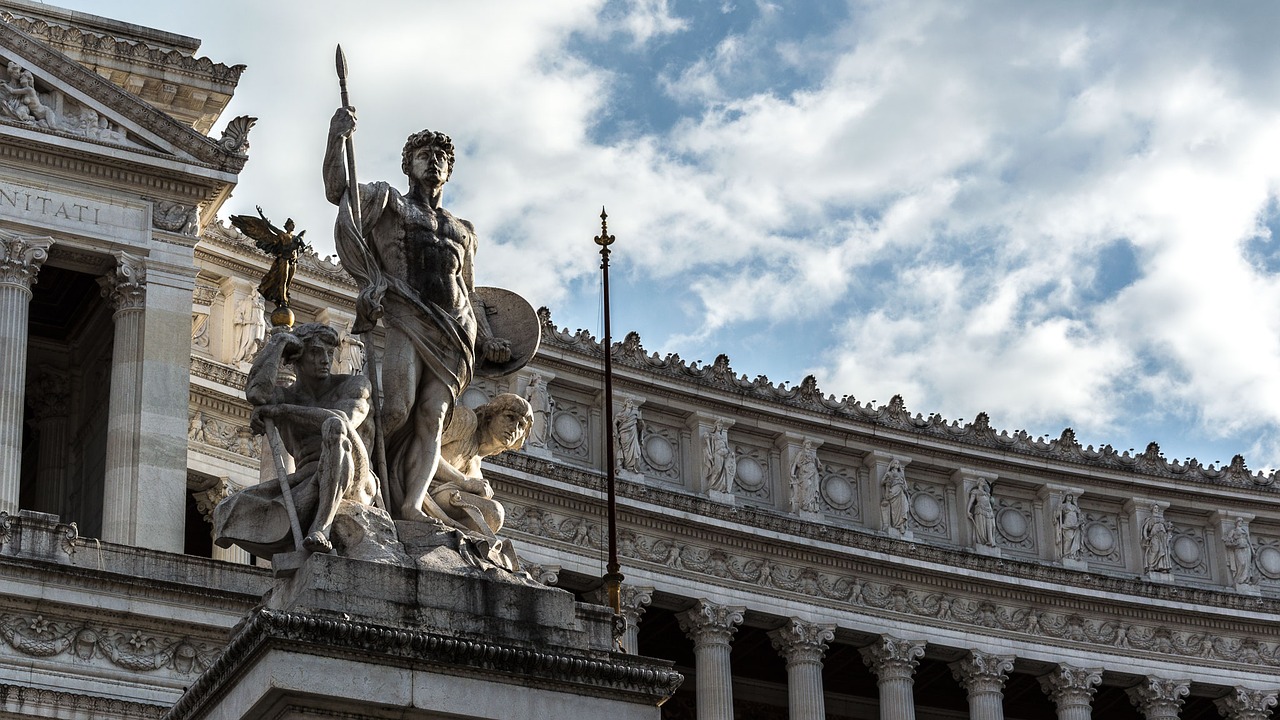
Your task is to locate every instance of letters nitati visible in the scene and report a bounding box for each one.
[0,184,102,224]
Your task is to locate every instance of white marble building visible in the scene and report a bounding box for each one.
[1,3,1279,719]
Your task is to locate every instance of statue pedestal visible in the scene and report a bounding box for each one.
[1233,582,1262,596]
[1146,570,1174,584]
[165,548,681,720]
[708,490,735,505]
[1062,557,1089,571]
[974,544,1001,558]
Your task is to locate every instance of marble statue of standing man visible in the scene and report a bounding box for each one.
[325,107,511,523]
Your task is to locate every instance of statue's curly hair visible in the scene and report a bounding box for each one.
[401,129,455,180]
[475,393,533,449]
[290,322,340,349]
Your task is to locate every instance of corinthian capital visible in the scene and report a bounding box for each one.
[0,230,53,293]
[949,651,1014,695]
[768,618,836,667]
[677,599,745,648]
[1126,677,1190,718]
[618,584,654,626]
[1039,664,1102,709]
[98,251,146,312]
[859,635,925,681]
[1215,687,1278,720]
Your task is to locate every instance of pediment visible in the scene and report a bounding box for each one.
[0,19,246,174]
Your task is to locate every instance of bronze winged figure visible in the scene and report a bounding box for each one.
[230,206,309,316]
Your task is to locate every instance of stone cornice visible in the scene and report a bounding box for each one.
[162,608,683,720]
[0,683,165,719]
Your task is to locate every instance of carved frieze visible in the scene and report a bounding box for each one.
[0,611,220,676]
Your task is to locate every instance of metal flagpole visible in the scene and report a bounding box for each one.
[595,208,624,616]
[335,45,391,512]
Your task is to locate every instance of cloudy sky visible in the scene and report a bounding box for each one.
[46,0,1280,472]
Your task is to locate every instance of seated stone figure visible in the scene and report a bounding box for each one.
[214,323,378,559]
[427,393,532,539]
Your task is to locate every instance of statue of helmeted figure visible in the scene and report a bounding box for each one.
[880,459,909,533]
[324,107,514,524]
[213,323,377,557]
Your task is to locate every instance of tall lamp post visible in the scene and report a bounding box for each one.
[595,208,624,616]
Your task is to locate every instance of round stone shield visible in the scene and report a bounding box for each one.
[474,286,541,378]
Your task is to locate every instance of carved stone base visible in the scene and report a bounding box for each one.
[885,527,914,541]
[618,468,646,483]
[1233,582,1262,596]
[798,509,824,523]
[1062,557,1089,571]
[522,445,554,460]
[1146,571,1174,584]
[708,490,735,505]
[975,544,1001,557]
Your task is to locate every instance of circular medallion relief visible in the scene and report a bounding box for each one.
[1172,535,1201,568]
[820,475,855,510]
[1084,522,1114,554]
[997,507,1028,541]
[551,412,584,448]
[911,492,942,526]
[735,456,764,491]
[1257,547,1280,579]
[460,388,489,410]
[642,434,675,470]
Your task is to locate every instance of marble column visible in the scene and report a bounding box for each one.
[27,369,70,516]
[677,599,745,720]
[98,252,146,545]
[0,231,52,514]
[860,635,926,720]
[1214,687,1278,720]
[1126,677,1190,720]
[618,584,653,655]
[949,651,1014,720]
[1039,664,1102,720]
[768,618,835,720]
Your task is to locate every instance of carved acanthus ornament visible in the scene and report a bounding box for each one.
[859,635,925,681]
[676,600,744,648]
[768,618,835,667]
[618,584,654,628]
[98,252,147,313]
[186,475,231,525]
[152,200,199,235]
[949,651,1014,695]
[1039,664,1102,711]
[1126,677,1190,719]
[0,230,53,292]
[1214,687,1279,720]
[0,611,219,676]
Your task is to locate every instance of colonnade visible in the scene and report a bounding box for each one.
[618,589,1278,720]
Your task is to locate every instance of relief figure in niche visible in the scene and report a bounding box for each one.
[1141,505,1173,573]
[430,392,532,541]
[789,441,821,513]
[1055,493,1084,560]
[1223,517,1255,586]
[614,396,643,473]
[523,373,553,448]
[703,419,735,492]
[880,459,909,533]
[2,63,56,129]
[967,478,996,547]
[214,323,378,556]
[232,293,266,363]
[335,325,365,374]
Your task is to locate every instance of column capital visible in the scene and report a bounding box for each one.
[1038,664,1102,710]
[768,618,835,667]
[98,251,147,313]
[1214,687,1279,720]
[1126,677,1190,719]
[618,584,654,626]
[677,599,745,648]
[0,230,53,293]
[859,635,925,681]
[949,650,1014,695]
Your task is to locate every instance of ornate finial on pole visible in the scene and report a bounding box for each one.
[597,206,623,622]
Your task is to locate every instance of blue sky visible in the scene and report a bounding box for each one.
[44,0,1280,472]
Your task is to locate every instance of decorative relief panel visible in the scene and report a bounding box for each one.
[639,421,683,485]
[187,410,258,460]
[993,496,1036,555]
[1168,523,1210,579]
[731,443,773,505]
[908,481,949,539]
[0,612,220,677]
[549,398,591,462]
[1080,509,1125,568]
[1253,535,1280,585]
[818,461,862,522]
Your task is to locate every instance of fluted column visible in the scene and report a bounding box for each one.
[1127,677,1190,720]
[768,618,835,720]
[677,600,745,720]
[860,635,926,720]
[1214,687,1278,720]
[27,369,70,516]
[950,651,1014,720]
[618,584,653,654]
[1039,665,1102,720]
[98,252,146,544]
[0,232,52,513]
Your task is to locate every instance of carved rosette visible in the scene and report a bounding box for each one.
[1126,677,1190,720]
[768,618,835,668]
[1214,687,1279,720]
[0,231,53,293]
[676,600,745,649]
[1039,664,1103,710]
[949,651,1014,696]
[859,635,926,681]
[98,252,147,313]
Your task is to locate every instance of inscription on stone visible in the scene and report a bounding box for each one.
[0,181,144,236]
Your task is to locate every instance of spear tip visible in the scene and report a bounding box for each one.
[335,44,348,80]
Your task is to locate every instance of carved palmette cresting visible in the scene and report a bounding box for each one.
[0,613,219,675]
